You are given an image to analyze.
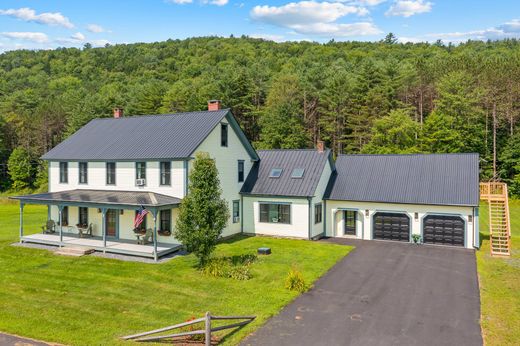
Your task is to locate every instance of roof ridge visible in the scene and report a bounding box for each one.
[91,108,230,121]
[338,153,479,157]
[258,148,331,152]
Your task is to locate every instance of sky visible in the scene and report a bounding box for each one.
[0,0,519,52]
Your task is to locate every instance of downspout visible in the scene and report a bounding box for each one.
[474,207,480,249]
[183,160,189,197]
[323,199,327,238]
[308,197,312,240]
[240,194,244,234]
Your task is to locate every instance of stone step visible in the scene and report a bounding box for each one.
[55,246,95,257]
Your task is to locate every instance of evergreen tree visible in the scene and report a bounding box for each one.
[174,152,229,267]
[419,112,464,153]
[362,109,419,154]
[7,147,34,190]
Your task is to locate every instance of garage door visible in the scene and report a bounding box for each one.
[373,212,410,242]
[423,215,465,247]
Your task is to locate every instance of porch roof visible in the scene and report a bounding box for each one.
[10,189,182,209]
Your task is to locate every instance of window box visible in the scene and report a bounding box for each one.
[158,230,172,237]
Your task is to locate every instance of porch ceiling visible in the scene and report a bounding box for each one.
[10,189,181,209]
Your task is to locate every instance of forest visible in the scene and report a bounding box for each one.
[1,35,520,195]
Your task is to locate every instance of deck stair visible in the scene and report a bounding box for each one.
[480,182,511,256]
[55,246,95,257]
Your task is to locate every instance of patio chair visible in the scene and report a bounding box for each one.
[136,228,153,245]
[41,220,56,234]
[78,223,93,238]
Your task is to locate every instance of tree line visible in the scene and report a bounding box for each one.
[1,35,520,195]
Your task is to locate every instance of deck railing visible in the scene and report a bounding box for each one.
[480,182,507,199]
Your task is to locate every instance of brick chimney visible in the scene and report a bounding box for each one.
[113,108,123,119]
[316,140,325,153]
[208,100,221,111]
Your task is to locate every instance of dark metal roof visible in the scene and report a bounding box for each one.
[41,109,258,161]
[241,149,332,198]
[325,153,480,207]
[11,189,181,208]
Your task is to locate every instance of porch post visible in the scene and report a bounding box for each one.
[19,202,24,243]
[101,208,107,253]
[58,205,63,246]
[152,209,158,262]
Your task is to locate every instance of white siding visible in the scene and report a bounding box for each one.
[193,119,254,237]
[49,160,185,198]
[310,159,332,238]
[325,200,476,248]
[242,196,309,238]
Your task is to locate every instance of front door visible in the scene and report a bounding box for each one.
[105,209,117,237]
[344,210,357,236]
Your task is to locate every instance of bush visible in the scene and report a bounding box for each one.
[228,266,252,280]
[201,254,256,280]
[201,258,230,277]
[285,267,307,293]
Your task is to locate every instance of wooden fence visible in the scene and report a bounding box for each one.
[121,312,255,345]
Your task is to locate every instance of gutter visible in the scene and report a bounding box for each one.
[307,197,312,240]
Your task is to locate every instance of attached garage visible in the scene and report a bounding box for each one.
[423,215,465,247]
[324,154,480,249]
[373,212,410,242]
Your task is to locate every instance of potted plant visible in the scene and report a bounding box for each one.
[412,234,422,245]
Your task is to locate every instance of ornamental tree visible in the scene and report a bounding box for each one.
[174,152,229,267]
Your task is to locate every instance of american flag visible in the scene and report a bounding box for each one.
[134,206,149,228]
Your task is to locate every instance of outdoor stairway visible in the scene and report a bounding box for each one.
[55,246,95,257]
[480,182,512,256]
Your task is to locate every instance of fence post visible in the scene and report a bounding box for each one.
[205,311,211,346]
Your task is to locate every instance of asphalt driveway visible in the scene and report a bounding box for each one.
[241,239,482,346]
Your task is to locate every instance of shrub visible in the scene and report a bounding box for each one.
[201,258,230,278]
[285,267,307,293]
[228,266,252,281]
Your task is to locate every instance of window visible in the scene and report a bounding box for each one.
[106,162,116,185]
[78,207,88,226]
[79,162,88,184]
[314,203,322,224]
[291,168,305,179]
[160,162,171,186]
[59,162,68,183]
[160,210,171,232]
[345,210,357,235]
[233,200,240,223]
[269,168,283,178]
[136,162,146,180]
[259,203,290,224]
[60,206,69,226]
[135,210,147,230]
[238,160,245,183]
[221,123,228,147]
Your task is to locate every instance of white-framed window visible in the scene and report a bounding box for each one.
[106,162,116,185]
[314,203,322,224]
[233,200,240,223]
[259,203,290,224]
[238,160,245,183]
[160,162,171,186]
[59,162,68,183]
[79,162,88,184]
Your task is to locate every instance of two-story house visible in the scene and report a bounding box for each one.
[13,100,480,261]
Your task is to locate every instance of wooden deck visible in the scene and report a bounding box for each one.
[21,233,182,259]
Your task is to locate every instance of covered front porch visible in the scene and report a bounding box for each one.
[11,189,183,261]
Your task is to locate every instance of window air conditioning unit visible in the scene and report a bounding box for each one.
[233,216,240,223]
[136,179,146,186]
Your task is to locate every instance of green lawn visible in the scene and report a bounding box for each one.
[477,200,520,345]
[0,200,351,345]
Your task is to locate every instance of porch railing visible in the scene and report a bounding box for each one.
[121,312,255,345]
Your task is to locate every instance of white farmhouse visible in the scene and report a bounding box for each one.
[13,101,480,260]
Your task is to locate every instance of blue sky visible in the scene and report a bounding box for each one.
[0,0,519,52]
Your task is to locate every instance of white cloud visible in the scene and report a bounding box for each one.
[498,19,520,33]
[1,31,49,43]
[90,39,111,47]
[398,18,520,44]
[250,1,380,37]
[86,24,108,33]
[250,33,286,42]
[385,0,432,17]
[0,7,74,28]
[71,32,86,41]
[167,0,193,3]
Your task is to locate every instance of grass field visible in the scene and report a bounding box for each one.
[0,200,351,345]
[477,200,520,345]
